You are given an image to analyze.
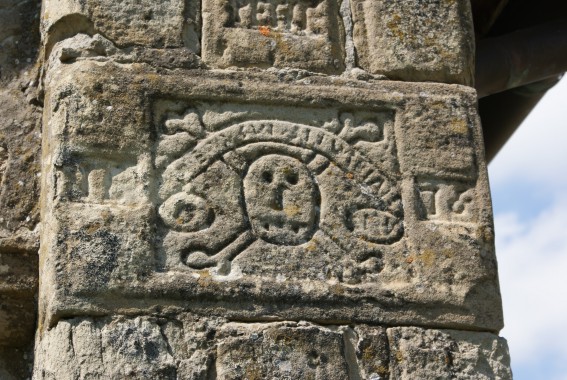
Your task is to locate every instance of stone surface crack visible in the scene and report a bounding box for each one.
[340,0,356,70]
[342,326,363,380]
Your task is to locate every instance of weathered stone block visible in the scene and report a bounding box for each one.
[202,0,345,73]
[352,325,390,379]
[40,60,501,332]
[34,317,179,379]
[0,251,37,346]
[350,0,474,85]
[33,315,512,379]
[42,0,200,50]
[388,326,512,379]
[217,322,349,379]
[0,0,42,252]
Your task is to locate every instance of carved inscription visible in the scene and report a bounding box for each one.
[203,0,345,72]
[225,0,326,34]
[57,158,147,205]
[156,107,402,276]
[339,113,385,144]
[417,179,476,223]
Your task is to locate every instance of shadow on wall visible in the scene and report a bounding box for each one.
[0,0,42,378]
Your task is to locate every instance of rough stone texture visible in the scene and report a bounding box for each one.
[216,322,350,379]
[0,251,38,343]
[388,326,512,379]
[38,58,501,333]
[352,325,390,379]
[202,0,345,73]
[0,0,41,253]
[41,0,200,51]
[0,0,511,375]
[33,314,511,379]
[350,0,475,85]
[34,317,180,379]
[0,0,42,378]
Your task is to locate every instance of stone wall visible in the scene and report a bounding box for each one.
[0,0,512,378]
[35,315,511,379]
[0,0,42,378]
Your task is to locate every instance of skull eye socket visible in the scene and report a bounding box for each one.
[174,203,196,221]
[261,171,273,183]
[285,172,298,185]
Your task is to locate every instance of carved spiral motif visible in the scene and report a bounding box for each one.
[159,193,213,232]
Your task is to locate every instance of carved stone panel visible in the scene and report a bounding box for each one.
[350,0,474,85]
[202,0,345,73]
[155,105,402,278]
[40,61,502,331]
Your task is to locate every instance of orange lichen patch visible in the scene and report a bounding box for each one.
[272,30,293,56]
[386,14,405,41]
[442,248,454,258]
[85,222,102,234]
[330,283,345,295]
[284,204,301,217]
[101,210,113,223]
[362,346,375,361]
[376,365,389,376]
[306,240,318,252]
[449,119,469,135]
[245,364,263,380]
[259,25,271,37]
[420,249,436,266]
[395,350,404,362]
[275,333,293,346]
[405,256,414,264]
[476,225,494,244]
[346,172,354,180]
[197,269,212,287]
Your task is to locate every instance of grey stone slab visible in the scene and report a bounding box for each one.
[39,60,501,332]
[33,315,512,379]
[216,322,349,379]
[350,0,474,85]
[34,317,178,379]
[202,0,345,73]
[0,0,41,252]
[41,0,200,51]
[387,326,512,380]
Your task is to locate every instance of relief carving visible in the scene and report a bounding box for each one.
[156,107,402,276]
[57,157,148,205]
[244,154,320,245]
[224,0,326,34]
[416,179,476,223]
[203,0,345,72]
